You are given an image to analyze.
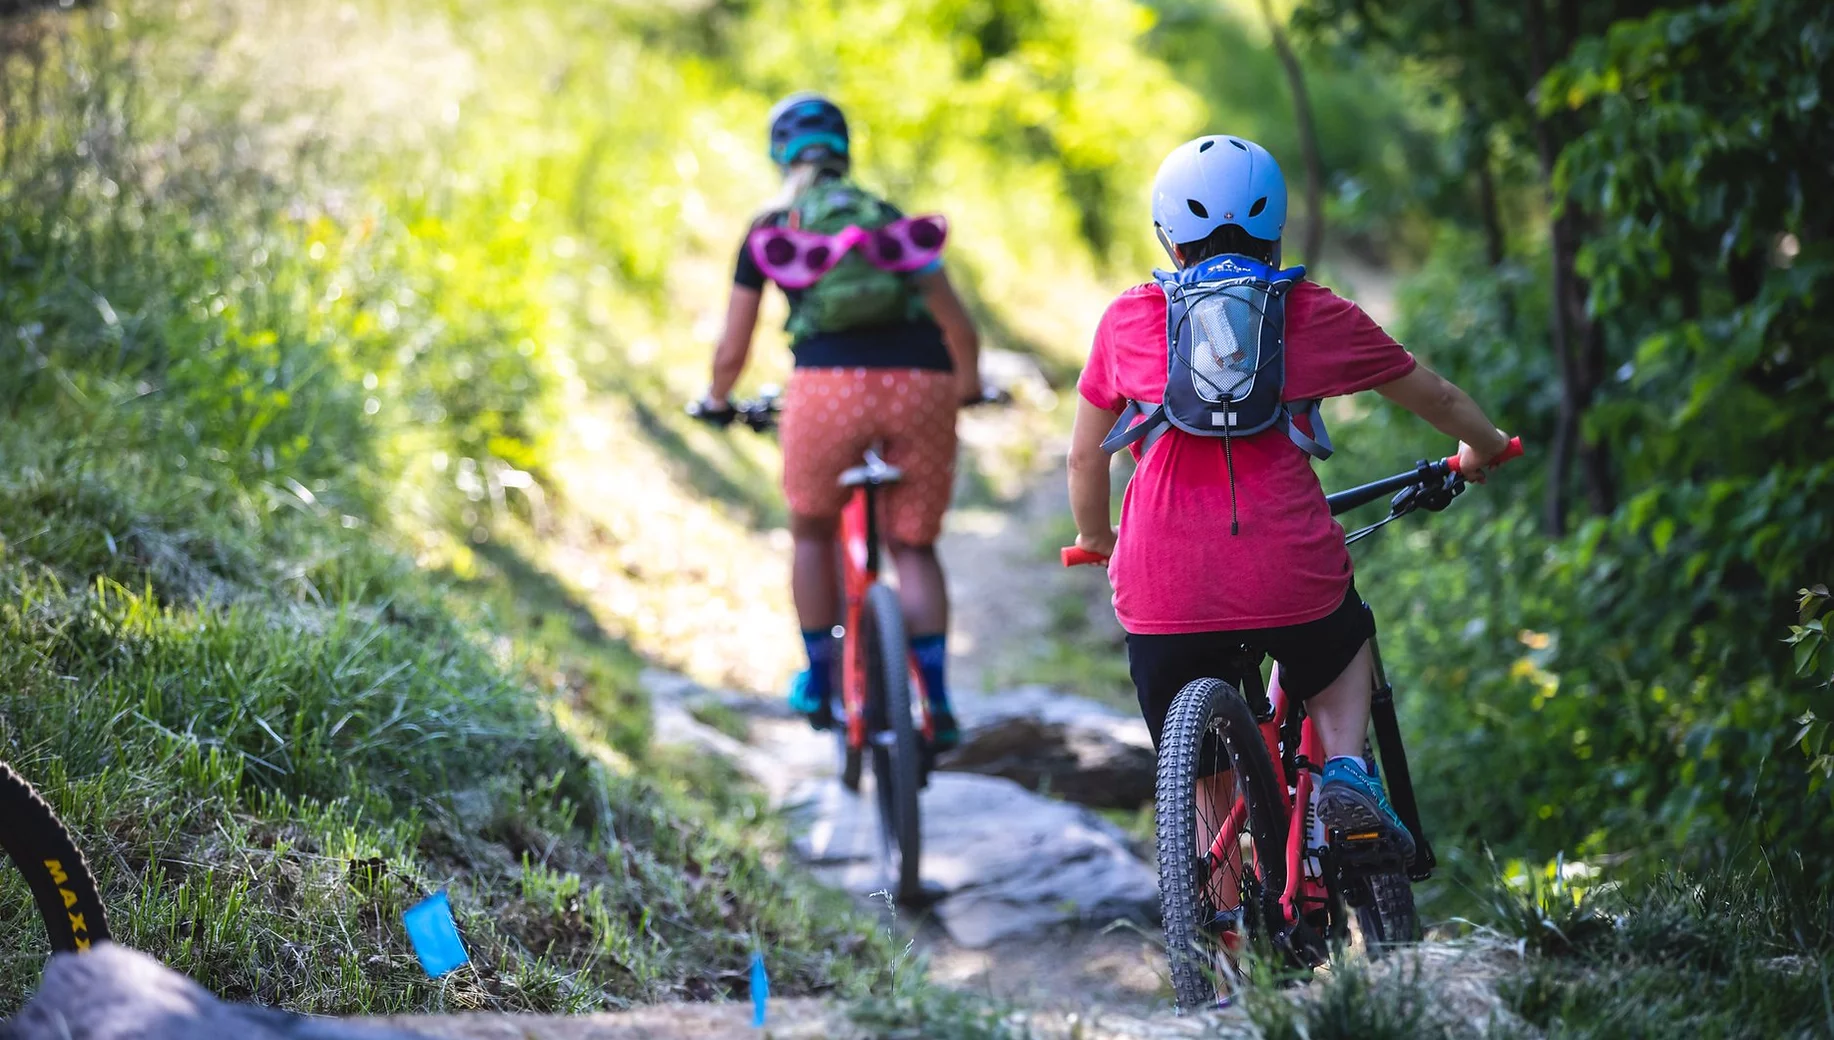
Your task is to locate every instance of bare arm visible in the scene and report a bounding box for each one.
[1067,395,1120,558]
[706,285,763,403]
[915,267,981,402]
[1375,361,1513,478]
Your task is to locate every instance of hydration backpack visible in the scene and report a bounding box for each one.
[783,177,925,338]
[1102,254,1332,463]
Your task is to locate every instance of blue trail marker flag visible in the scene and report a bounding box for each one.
[750,950,770,1027]
[403,890,471,978]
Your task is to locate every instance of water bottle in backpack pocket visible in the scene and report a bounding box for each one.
[1102,253,1332,461]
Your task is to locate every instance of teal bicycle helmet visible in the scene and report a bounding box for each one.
[768,92,849,167]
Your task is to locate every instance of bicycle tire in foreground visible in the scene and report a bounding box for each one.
[0,761,111,954]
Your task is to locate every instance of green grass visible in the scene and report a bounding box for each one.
[1235,858,1834,1040]
[1245,955,1467,1040]
[0,451,888,1012]
[0,3,894,1013]
[1489,860,1834,1038]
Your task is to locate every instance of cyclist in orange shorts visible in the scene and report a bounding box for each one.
[696,93,982,749]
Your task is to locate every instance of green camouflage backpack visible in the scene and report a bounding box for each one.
[784,178,925,338]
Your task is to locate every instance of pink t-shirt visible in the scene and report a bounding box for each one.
[1077,280,1417,634]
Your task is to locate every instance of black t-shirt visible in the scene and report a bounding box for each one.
[734,204,953,372]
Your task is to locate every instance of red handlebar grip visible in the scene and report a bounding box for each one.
[1061,546,1109,567]
[1445,436,1524,475]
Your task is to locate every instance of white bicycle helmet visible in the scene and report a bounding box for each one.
[1150,135,1287,265]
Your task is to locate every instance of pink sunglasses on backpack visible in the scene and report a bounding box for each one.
[747,214,948,290]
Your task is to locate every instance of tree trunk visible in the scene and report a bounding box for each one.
[1525,0,1616,533]
[1258,0,1325,266]
[1457,0,1514,335]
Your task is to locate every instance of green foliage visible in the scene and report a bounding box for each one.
[0,511,880,1010]
[1148,0,1448,258]
[1788,584,1833,791]
[0,1,889,1012]
[1292,0,1834,885]
[1477,852,1614,959]
[1495,862,1834,1038]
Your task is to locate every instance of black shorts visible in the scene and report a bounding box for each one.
[1126,584,1376,777]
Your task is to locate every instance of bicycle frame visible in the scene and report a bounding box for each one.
[837,454,934,753]
[1189,446,1534,933]
[1201,664,1330,929]
[1203,632,1436,932]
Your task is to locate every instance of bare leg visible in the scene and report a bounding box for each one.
[1304,642,1375,761]
[888,540,948,636]
[790,512,840,631]
[1195,771,1241,911]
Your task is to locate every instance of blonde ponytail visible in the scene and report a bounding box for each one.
[761,158,848,219]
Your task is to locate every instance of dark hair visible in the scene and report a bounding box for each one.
[1175,224,1277,266]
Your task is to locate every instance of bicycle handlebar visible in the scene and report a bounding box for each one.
[691,386,1012,433]
[1063,437,1526,566]
[1325,436,1522,516]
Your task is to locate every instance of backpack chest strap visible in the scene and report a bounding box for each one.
[1102,397,1333,460]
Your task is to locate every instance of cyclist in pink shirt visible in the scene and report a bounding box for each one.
[1069,134,1514,873]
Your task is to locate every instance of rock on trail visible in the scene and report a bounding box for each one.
[941,686,1157,810]
[784,769,1157,947]
[645,669,1160,949]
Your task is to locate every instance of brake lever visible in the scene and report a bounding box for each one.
[1418,473,1465,513]
[1387,484,1421,517]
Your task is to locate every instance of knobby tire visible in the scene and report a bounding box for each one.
[1354,870,1420,953]
[1155,677,1288,1012]
[862,582,922,905]
[0,761,111,954]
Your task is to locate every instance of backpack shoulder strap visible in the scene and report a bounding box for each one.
[1101,400,1169,455]
[1283,399,1334,460]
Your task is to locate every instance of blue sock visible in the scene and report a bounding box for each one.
[799,628,835,704]
[910,633,950,717]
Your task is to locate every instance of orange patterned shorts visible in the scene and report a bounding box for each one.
[779,367,960,545]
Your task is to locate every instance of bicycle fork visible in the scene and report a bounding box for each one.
[1363,619,1437,880]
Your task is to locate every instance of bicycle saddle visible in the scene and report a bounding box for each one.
[839,450,902,488]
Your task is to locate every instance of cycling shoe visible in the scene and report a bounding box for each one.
[1318,757,1415,873]
[928,710,961,754]
[787,670,833,731]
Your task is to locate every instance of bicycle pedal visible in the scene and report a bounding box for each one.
[1329,828,1409,874]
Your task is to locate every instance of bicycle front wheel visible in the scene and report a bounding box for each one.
[0,761,111,954]
[861,581,922,905]
[1156,677,1289,1011]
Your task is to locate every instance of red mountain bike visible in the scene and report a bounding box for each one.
[1065,437,1522,1009]
[695,391,1002,904]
